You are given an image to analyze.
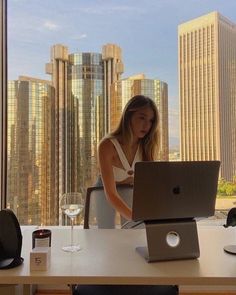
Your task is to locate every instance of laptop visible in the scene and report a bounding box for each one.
[132,161,220,262]
[132,161,220,222]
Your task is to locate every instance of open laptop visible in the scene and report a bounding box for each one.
[132,161,220,262]
[132,161,220,222]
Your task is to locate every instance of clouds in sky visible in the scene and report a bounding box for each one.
[7,0,236,144]
[9,0,236,83]
[77,5,144,15]
[43,21,59,31]
[72,34,88,41]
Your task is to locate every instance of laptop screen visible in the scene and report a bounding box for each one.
[132,161,220,221]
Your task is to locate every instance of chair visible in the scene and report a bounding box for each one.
[84,184,133,229]
[72,185,179,295]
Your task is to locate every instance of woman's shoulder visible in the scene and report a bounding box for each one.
[99,136,116,153]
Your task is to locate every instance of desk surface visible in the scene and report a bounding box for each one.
[0,226,236,286]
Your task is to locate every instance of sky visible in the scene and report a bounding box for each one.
[8,0,236,148]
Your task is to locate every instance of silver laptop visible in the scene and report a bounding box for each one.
[132,161,220,262]
[132,161,220,222]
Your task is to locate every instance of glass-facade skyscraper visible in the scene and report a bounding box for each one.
[46,44,70,202]
[102,44,124,132]
[46,44,124,205]
[178,11,236,181]
[7,76,56,225]
[68,52,104,190]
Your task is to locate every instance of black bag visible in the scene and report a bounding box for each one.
[0,209,24,269]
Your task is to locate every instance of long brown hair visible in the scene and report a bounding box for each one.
[109,95,160,161]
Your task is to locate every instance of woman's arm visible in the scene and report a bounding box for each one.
[98,139,132,220]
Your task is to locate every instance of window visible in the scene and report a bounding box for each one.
[3,1,236,225]
[0,0,7,210]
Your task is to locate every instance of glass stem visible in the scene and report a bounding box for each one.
[71,217,74,247]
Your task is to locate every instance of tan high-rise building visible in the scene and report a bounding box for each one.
[67,52,104,190]
[102,44,124,132]
[7,76,56,225]
[110,74,169,160]
[46,44,69,197]
[178,11,236,181]
[46,45,107,194]
[46,44,123,196]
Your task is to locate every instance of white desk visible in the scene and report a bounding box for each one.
[0,226,236,286]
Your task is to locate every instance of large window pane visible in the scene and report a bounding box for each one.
[7,1,236,225]
[0,0,7,210]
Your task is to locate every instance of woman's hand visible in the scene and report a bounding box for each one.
[117,177,134,185]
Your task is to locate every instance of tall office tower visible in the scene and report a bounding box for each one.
[46,44,70,197]
[7,76,56,225]
[67,52,104,190]
[178,11,236,181]
[102,44,124,132]
[110,74,169,160]
[46,44,121,195]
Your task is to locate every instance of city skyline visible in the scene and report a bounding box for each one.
[7,44,170,225]
[5,6,236,225]
[8,0,236,147]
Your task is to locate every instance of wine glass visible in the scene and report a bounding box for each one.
[60,192,84,252]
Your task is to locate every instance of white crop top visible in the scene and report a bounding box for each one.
[110,138,142,182]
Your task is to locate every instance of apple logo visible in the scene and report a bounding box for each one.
[173,186,180,195]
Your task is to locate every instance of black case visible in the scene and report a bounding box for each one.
[0,209,24,269]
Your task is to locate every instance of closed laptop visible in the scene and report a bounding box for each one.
[132,161,220,222]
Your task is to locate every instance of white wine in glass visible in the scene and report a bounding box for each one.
[60,192,84,252]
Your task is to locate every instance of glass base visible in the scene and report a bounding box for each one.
[62,245,81,252]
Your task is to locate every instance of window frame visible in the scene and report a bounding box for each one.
[0,0,7,210]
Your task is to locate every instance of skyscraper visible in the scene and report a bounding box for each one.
[178,11,236,181]
[7,76,56,225]
[46,44,69,199]
[102,44,124,133]
[68,52,104,190]
[110,74,169,160]
[46,44,123,195]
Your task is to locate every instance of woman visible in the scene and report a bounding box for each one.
[74,96,179,293]
[97,94,160,224]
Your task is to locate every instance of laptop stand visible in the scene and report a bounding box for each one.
[136,219,200,262]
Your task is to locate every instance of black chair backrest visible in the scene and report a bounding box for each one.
[0,209,24,269]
